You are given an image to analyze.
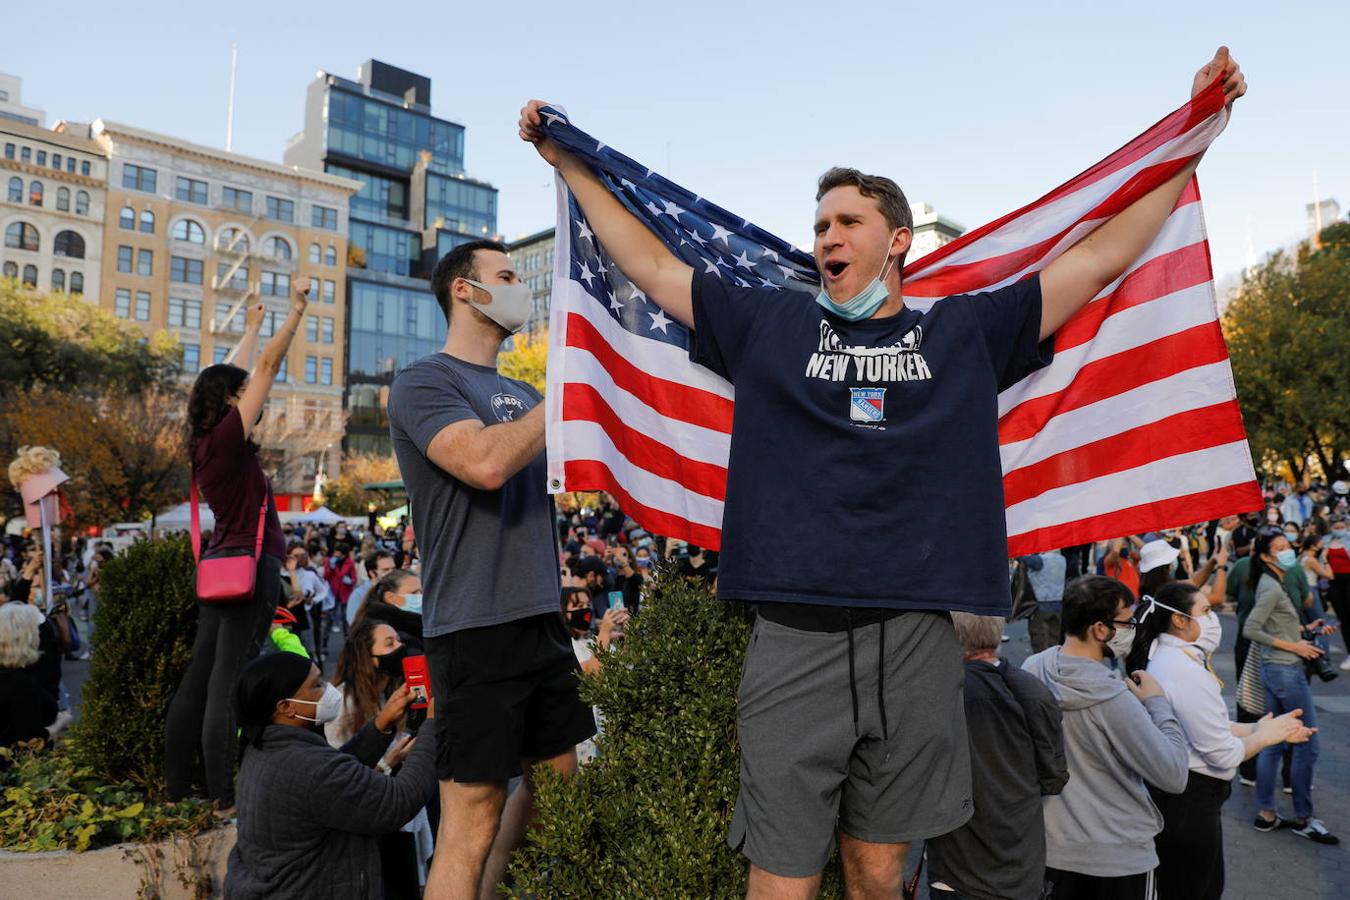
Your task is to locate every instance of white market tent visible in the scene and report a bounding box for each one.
[155,502,213,531]
[291,506,344,525]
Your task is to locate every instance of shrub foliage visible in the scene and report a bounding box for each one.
[509,571,846,897]
[68,536,198,789]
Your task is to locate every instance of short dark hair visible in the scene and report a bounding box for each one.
[1062,575,1135,640]
[364,549,393,575]
[816,168,913,229]
[430,239,508,322]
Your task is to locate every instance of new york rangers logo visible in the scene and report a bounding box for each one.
[849,387,886,423]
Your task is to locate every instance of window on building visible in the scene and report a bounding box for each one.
[320,358,332,385]
[321,316,334,344]
[309,242,321,264]
[275,358,288,382]
[65,157,75,173]
[324,245,337,266]
[217,227,249,254]
[222,186,252,213]
[260,310,278,338]
[119,206,135,229]
[2,261,17,278]
[5,222,39,252]
[305,315,318,342]
[263,236,292,260]
[304,355,317,383]
[322,279,335,304]
[69,271,83,294]
[183,343,200,372]
[117,245,133,273]
[214,301,242,334]
[21,264,37,287]
[171,256,204,284]
[175,176,208,205]
[168,297,202,329]
[81,160,90,177]
[214,345,228,364]
[28,180,42,206]
[135,291,150,321]
[122,164,157,193]
[3,143,12,160]
[260,270,290,296]
[20,147,31,162]
[171,219,205,244]
[51,268,65,291]
[139,210,155,234]
[53,230,85,259]
[311,205,337,230]
[6,176,20,202]
[75,191,89,215]
[36,151,46,167]
[215,262,249,291]
[51,153,61,170]
[114,288,131,318]
[137,248,153,277]
[56,187,70,211]
[266,196,294,222]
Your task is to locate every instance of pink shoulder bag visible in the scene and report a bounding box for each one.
[191,477,267,605]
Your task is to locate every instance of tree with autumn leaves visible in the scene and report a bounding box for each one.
[0,279,187,529]
[1222,222,1350,481]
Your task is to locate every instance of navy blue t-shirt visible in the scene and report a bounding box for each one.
[690,272,1053,616]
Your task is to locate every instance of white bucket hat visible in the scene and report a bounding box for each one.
[1138,539,1181,574]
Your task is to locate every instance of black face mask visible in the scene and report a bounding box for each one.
[374,644,410,678]
[567,608,593,632]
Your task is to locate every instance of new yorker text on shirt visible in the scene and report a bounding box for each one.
[803,320,934,383]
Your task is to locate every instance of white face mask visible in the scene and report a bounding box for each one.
[1194,611,1223,655]
[464,279,534,334]
[1106,624,1136,660]
[286,682,343,724]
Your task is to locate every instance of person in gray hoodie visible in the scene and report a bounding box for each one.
[1023,575,1189,900]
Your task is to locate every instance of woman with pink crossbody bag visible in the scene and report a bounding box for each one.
[164,277,312,814]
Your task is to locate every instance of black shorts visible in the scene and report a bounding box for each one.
[425,612,595,783]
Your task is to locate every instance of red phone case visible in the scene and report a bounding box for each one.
[402,654,431,709]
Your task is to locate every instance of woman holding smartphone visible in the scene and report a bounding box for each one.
[164,277,311,813]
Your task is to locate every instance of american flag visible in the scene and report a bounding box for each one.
[541,78,1261,555]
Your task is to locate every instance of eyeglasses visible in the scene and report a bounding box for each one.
[1108,617,1139,628]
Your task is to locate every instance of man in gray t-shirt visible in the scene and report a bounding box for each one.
[387,240,594,900]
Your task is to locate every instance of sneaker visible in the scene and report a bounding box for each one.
[1291,818,1340,845]
[1253,813,1286,833]
[1284,786,1293,795]
[1239,777,1256,787]
[1340,657,1350,672]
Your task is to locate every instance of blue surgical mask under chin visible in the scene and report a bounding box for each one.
[815,230,902,321]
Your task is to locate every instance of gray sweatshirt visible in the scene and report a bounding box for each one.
[1023,647,1189,878]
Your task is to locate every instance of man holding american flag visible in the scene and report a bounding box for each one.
[520,47,1245,899]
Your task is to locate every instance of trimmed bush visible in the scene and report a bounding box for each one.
[0,742,212,852]
[69,536,197,790]
[509,571,843,897]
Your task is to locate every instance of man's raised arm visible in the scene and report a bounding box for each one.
[519,100,695,328]
[1039,47,1246,340]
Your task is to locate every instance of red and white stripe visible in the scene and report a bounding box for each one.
[546,78,1261,554]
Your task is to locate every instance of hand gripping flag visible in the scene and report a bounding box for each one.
[541,78,1262,555]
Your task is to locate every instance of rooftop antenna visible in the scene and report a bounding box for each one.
[225,43,238,152]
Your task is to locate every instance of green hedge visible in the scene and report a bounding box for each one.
[0,743,211,852]
[68,536,198,790]
[509,571,842,897]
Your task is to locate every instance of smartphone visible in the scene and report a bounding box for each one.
[608,591,625,612]
[402,654,431,710]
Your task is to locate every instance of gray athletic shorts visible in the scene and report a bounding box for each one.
[728,612,972,878]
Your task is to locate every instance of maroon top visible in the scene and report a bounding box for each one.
[194,406,285,560]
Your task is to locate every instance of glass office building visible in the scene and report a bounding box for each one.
[286,60,498,454]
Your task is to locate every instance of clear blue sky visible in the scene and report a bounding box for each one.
[8,0,1346,280]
